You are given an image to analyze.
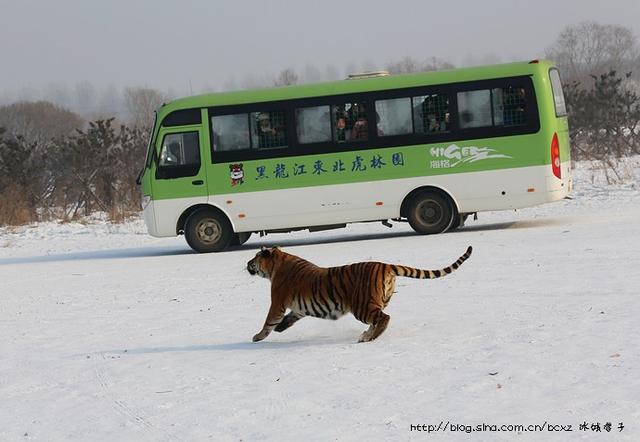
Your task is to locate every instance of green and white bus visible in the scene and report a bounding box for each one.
[137,60,571,252]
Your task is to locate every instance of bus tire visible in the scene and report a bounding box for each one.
[450,213,469,230]
[231,232,252,246]
[185,209,233,253]
[407,191,455,235]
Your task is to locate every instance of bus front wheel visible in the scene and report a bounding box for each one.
[407,191,455,235]
[185,209,233,253]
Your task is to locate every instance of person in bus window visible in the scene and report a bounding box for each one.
[349,102,368,140]
[435,95,449,131]
[422,95,448,132]
[503,87,526,125]
[345,103,359,131]
[161,141,181,165]
[257,112,286,148]
[335,104,348,142]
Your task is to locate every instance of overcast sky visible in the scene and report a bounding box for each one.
[2,0,640,99]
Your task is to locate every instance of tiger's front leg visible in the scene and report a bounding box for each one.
[252,303,286,342]
[275,311,304,333]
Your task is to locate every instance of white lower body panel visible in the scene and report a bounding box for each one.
[146,164,571,237]
[144,196,208,237]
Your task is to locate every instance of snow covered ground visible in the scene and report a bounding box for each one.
[1,158,639,441]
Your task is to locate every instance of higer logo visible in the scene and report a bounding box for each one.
[429,144,512,169]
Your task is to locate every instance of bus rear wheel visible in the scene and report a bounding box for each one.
[231,232,252,246]
[407,191,455,235]
[185,209,233,253]
[450,213,469,230]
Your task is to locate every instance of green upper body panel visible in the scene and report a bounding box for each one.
[142,60,570,200]
[160,60,554,113]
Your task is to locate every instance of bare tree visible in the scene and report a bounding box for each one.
[386,56,421,74]
[563,70,640,185]
[344,62,358,78]
[242,73,269,90]
[303,64,322,83]
[361,58,377,72]
[123,87,167,129]
[386,56,455,74]
[95,84,123,120]
[324,64,341,81]
[74,81,97,116]
[546,22,640,83]
[42,82,72,110]
[273,68,299,86]
[0,101,84,145]
[0,128,41,224]
[461,53,502,68]
[222,78,238,92]
[422,57,455,72]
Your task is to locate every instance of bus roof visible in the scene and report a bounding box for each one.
[159,60,556,115]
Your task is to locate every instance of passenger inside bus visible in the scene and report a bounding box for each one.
[335,104,348,142]
[257,112,286,148]
[349,102,368,140]
[421,95,448,132]
[503,87,526,125]
[161,141,181,165]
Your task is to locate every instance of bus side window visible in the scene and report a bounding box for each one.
[499,86,527,126]
[375,98,412,136]
[157,132,201,179]
[413,93,450,133]
[296,106,331,144]
[458,90,492,129]
[211,113,251,152]
[333,104,348,142]
[251,111,288,149]
[332,102,368,142]
[349,102,368,140]
[458,86,527,129]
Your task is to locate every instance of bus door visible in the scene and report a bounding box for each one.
[151,127,209,204]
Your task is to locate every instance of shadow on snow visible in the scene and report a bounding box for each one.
[0,217,568,266]
[95,337,355,356]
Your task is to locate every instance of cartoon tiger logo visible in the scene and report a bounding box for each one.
[229,163,244,186]
[246,246,472,343]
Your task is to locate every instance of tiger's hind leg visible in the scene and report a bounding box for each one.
[275,311,304,333]
[358,309,390,343]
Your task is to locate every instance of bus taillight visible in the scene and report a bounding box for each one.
[551,132,561,179]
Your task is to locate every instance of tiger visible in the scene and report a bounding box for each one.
[246,245,472,343]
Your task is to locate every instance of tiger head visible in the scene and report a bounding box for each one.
[246,247,281,279]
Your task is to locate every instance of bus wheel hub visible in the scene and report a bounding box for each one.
[419,201,442,225]
[198,220,220,243]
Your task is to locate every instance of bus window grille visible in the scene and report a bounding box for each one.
[414,94,450,133]
[501,87,527,126]
[254,111,288,149]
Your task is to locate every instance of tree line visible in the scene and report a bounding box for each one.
[0,114,148,226]
[1,21,640,226]
[546,22,640,166]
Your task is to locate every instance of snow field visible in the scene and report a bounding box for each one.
[1,158,639,441]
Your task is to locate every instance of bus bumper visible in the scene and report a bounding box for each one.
[545,161,572,202]
[143,200,161,237]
